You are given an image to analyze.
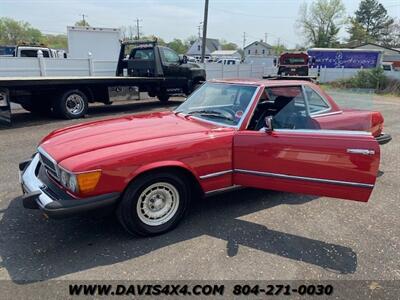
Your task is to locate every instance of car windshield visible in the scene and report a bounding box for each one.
[175,82,257,127]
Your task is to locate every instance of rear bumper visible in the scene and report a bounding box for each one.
[376,133,392,145]
[19,153,120,219]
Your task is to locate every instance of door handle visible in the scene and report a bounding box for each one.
[347,149,375,155]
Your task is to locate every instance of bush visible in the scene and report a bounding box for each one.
[330,68,400,96]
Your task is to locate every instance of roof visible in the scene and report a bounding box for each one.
[211,50,239,56]
[204,38,220,52]
[244,40,273,50]
[349,42,400,54]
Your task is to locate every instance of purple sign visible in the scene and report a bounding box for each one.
[308,50,380,69]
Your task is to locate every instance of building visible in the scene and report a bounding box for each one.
[186,37,221,58]
[244,40,274,57]
[210,50,241,60]
[351,42,400,70]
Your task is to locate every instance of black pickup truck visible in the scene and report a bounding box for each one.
[0,40,206,125]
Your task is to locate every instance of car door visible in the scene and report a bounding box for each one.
[233,85,380,202]
[159,47,187,91]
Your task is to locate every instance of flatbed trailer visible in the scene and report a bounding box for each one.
[0,40,206,126]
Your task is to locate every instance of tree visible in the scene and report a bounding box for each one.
[0,17,43,44]
[297,0,346,47]
[75,19,90,27]
[354,0,394,42]
[347,18,370,45]
[219,39,238,50]
[167,39,187,54]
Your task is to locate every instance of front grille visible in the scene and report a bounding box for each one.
[38,150,59,181]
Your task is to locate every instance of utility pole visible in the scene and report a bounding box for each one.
[135,18,143,40]
[264,32,268,43]
[242,32,247,49]
[80,14,88,24]
[200,0,209,63]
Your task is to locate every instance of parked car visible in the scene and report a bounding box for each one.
[216,58,241,65]
[20,79,388,236]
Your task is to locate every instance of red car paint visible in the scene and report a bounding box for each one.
[39,79,382,203]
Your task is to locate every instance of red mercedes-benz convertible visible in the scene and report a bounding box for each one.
[19,79,390,236]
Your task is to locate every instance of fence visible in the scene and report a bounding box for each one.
[1,56,399,83]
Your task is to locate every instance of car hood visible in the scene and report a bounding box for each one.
[40,111,218,162]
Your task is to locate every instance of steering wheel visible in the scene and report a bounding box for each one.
[212,108,236,121]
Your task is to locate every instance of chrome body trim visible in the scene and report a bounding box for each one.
[199,170,233,180]
[273,129,372,136]
[205,185,242,196]
[311,110,343,118]
[347,148,375,155]
[21,153,54,208]
[234,168,374,188]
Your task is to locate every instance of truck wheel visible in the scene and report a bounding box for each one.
[191,82,203,93]
[157,93,170,103]
[55,90,88,119]
[116,172,190,236]
[21,99,52,116]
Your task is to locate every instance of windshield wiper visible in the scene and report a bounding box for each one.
[186,110,234,122]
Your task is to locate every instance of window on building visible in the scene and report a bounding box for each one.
[198,45,201,51]
[255,49,258,54]
[248,49,250,54]
[262,49,265,54]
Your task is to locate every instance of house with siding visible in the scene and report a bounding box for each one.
[244,40,274,57]
[186,37,221,58]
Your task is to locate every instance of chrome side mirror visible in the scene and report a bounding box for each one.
[264,116,273,132]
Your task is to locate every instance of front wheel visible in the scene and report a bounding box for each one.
[54,89,88,119]
[157,93,170,103]
[117,172,190,236]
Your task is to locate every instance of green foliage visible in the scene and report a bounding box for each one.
[0,17,43,44]
[331,68,400,96]
[297,0,346,47]
[75,20,90,27]
[167,39,187,54]
[219,39,238,50]
[354,0,393,42]
[346,18,371,44]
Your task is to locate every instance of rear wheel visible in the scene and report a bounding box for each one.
[54,89,88,119]
[117,172,190,236]
[21,96,53,116]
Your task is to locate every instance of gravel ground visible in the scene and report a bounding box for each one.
[0,92,399,284]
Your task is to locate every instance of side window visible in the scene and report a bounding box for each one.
[247,86,311,131]
[161,47,180,64]
[304,86,330,115]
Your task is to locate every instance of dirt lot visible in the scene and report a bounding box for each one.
[0,92,399,283]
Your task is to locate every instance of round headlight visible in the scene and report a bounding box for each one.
[68,175,78,193]
[60,170,69,187]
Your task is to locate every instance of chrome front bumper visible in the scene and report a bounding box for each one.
[20,153,120,218]
[20,153,53,209]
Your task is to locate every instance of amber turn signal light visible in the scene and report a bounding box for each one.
[76,171,101,193]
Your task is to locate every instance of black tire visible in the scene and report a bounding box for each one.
[157,93,170,103]
[54,89,88,119]
[191,82,203,93]
[21,96,53,116]
[116,171,190,236]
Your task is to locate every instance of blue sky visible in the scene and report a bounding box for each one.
[1,0,399,48]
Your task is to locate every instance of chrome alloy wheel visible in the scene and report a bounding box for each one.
[65,93,85,115]
[136,182,180,226]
